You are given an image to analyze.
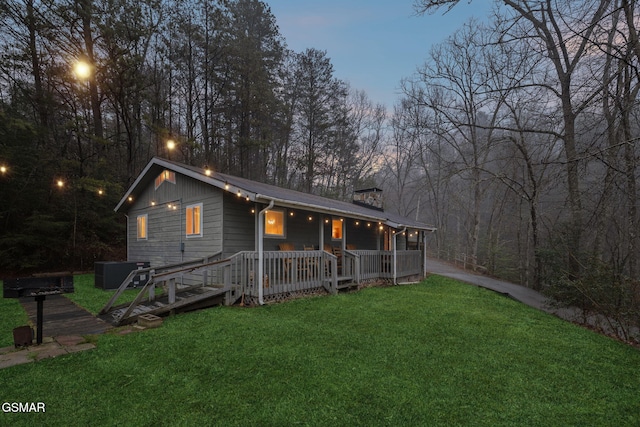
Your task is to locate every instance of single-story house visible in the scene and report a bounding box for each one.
[111,157,435,308]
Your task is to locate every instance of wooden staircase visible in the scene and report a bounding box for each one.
[99,254,238,326]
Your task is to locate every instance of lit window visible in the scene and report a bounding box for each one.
[137,214,148,240]
[332,219,343,240]
[155,170,176,189]
[265,210,285,237]
[186,204,202,237]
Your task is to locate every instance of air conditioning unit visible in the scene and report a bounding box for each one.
[94,261,150,290]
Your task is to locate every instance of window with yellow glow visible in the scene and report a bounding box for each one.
[137,214,147,240]
[186,204,202,237]
[154,170,176,189]
[265,210,285,237]
[332,219,343,240]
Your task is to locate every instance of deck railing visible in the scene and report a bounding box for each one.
[172,249,423,304]
[350,250,422,281]
[222,250,337,301]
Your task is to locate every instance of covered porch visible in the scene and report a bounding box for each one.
[99,247,426,325]
[218,247,425,304]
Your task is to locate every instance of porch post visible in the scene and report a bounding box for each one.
[393,227,407,285]
[319,217,324,251]
[258,200,275,305]
[393,230,397,284]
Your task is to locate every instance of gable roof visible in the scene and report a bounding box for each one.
[115,157,436,232]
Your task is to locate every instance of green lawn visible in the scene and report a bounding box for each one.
[1,275,639,426]
[0,290,29,348]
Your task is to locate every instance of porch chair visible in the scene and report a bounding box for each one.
[301,245,317,279]
[278,243,295,280]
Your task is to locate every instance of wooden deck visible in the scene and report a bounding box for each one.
[19,295,112,336]
[99,249,423,323]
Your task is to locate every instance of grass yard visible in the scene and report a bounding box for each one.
[0,291,29,348]
[1,275,639,426]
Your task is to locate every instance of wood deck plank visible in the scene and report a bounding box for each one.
[19,295,112,336]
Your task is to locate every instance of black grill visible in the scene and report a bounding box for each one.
[3,275,74,298]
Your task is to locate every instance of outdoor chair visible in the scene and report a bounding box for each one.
[278,243,295,280]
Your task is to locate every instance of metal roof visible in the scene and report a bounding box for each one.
[115,157,436,232]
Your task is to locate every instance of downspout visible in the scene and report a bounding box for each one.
[393,227,407,285]
[423,230,428,278]
[258,200,275,305]
[125,214,129,262]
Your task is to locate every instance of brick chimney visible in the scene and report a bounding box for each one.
[352,188,383,211]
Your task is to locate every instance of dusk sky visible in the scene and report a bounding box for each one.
[267,0,496,108]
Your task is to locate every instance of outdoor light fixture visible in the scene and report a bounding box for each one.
[204,167,212,176]
[167,139,176,150]
[98,189,104,196]
[128,196,133,202]
[289,211,294,217]
[308,216,313,221]
[0,165,7,174]
[237,190,241,197]
[151,201,156,206]
[57,179,65,188]
[225,182,229,190]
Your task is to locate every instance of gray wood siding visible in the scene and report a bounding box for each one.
[222,193,256,256]
[345,220,381,250]
[266,210,320,250]
[124,170,396,265]
[127,173,223,267]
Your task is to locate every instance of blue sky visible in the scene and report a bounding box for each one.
[266,0,495,108]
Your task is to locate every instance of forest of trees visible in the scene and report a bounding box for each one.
[1,0,640,336]
[0,0,386,272]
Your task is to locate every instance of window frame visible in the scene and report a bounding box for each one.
[185,203,203,238]
[264,209,286,238]
[154,170,176,189]
[136,214,148,240]
[331,218,343,240]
